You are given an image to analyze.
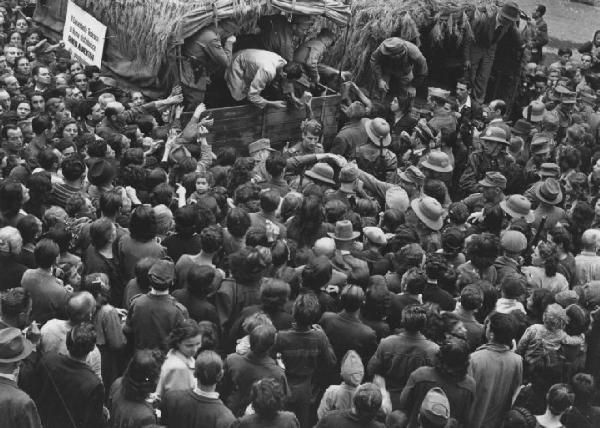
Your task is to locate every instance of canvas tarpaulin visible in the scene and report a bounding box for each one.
[34,0,350,97]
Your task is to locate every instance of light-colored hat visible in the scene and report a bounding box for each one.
[0,328,34,363]
[500,230,527,253]
[399,165,425,186]
[522,100,546,123]
[500,195,535,223]
[305,162,336,185]
[365,117,391,147]
[385,187,409,212]
[328,220,360,241]
[363,227,387,245]
[248,138,274,155]
[481,126,509,145]
[420,387,450,426]
[411,196,444,231]
[421,151,453,173]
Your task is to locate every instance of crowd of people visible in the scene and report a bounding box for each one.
[3,1,600,428]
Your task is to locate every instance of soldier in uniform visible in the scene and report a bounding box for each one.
[293,28,351,86]
[459,126,515,195]
[370,37,428,100]
[181,19,239,107]
[461,171,507,212]
[284,118,324,157]
[356,117,398,183]
[259,14,314,62]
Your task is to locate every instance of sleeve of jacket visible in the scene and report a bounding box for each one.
[205,36,233,69]
[285,154,318,171]
[247,67,275,109]
[370,45,386,82]
[83,382,105,428]
[356,168,394,200]
[385,152,398,183]
[459,154,480,195]
[319,330,338,370]
[16,397,43,428]
[408,45,428,87]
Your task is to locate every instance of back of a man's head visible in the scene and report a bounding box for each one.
[488,312,516,346]
[33,238,59,269]
[313,237,336,258]
[260,189,280,213]
[249,324,276,355]
[0,287,30,321]
[66,291,95,323]
[66,322,97,359]
[402,304,428,333]
[340,285,365,313]
[302,255,332,291]
[581,229,599,252]
[195,350,223,386]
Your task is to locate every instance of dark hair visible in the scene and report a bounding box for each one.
[251,378,285,419]
[466,233,499,269]
[90,218,114,249]
[134,257,158,294]
[129,205,157,242]
[194,350,223,386]
[66,322,97,359]
[529,288,555,321]
[289,196,324,248]
[226,207,250,238]
[150,183,174,207]
[292,292,321,327]
[565,304,589,336]
[571,373,595,403]
[353,383,382,420]
[402,304,428,333]
[61,157,85,182]
[500,276,526,299]
[488,312,517,346]
[16,215,40,244]
[122,349,164,402]
[424,253,448,280]
[199,225,223,253]
[537,241,559,277]
[87,140,108,158]
[187,265,215,298]
[31,115,51,135]
[536,4,546,15]
[380,208,404,233]
[340,285,365,312]
[174,205,198,237]
[490,99,507,115]
[435,338,470,381]
[265,151,287,177]
[260,189,280,213]
[504,407,536,428]
[0,287,30,318]
[99,190,123,217]
[230,247,266,283]
[260,278,290,312]
[549,225,572,254]
[460,285,483,311]
[405,273,426,295]
[270,239,290,267]
[456,77,472,91]
[557,47,573,57]
[249,324,276,355]
[546,383,573,415]
[282,61,303,79]
[301,255,332,291]
[0,181,24,217]
[120,165,147,189]
[363,277,391,321]
[33,238,59,268]
[44,225,71,253]
[167,319,201,350]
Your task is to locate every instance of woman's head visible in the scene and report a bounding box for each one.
[533,241,559,277]
[503,407,536,428]
[565,304,589,336]
[16,214,40,244]
[363,277,391,321]
[260,278,290,313]
[230,247,266,283]
[167,319,203,358]
[226,207,250,239]
[528,288,555,318]
[0,180,24,216]
[435,338,470,381]
[545,383,573,415]
[466,233,499,269]
[250,378,285,419]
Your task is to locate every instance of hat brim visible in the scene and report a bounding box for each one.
[500,200,535,223]
[500,11,520,21]
[365,120,391,147]
[305,170,336,185]
[422,160,453,173]
[481,136,510,145]
[478,178,501,188]
[535,187,563,205]
[411,199,443,231]
[0,339,33,363]
[327,231,360,241]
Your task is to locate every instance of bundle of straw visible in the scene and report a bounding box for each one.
[323,0,500,86]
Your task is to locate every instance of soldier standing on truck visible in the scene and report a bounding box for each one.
[181,18,240,107]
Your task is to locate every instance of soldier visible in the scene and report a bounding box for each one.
[370,37,428,100]
[259,14,314,62]
[459,126,515,195]
[284,118,324,157]
[356,117,398,183]
[293,28,351,86]
[180,18,239,107]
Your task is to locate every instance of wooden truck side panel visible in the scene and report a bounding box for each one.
[182,94,341,152]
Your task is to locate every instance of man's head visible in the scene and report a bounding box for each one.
[455,77,471,103]
[265,151,287,178]
[4,124,24,153]
[486,312,517,346]
[581,54,593,71]
[3,75,20,95]
[195,350,224,386]
[249,323,276,355]
[3,45,18,65]
[279,61,304,81]
[105,101,127,126]
[0,287,32,328]
[533,4,546,19]
[340,285,365,313]
[33,66,51,88]
[460,285,483,312]
[66,291,96,323]
[419,387,451,427]
[317,28,335,47]
[259,189,280,214]
[402,304,428,333]
[300,119,323,152]
[487,99,506,121]
[73,72,88,93]
[148,259,175,291]
[301,255,333,291]
[581,229,600,252]
[65,322,97,360]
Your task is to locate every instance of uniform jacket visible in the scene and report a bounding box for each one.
[370,37,428,85]
[294,38,327,82]
[459,149,515,195]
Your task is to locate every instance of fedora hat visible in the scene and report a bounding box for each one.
[500,194,535,223]
[512,119,533,135]
[481,126,509,145]
[411,196,444,231]
[0,328,33,363]
[421,151,453,173]
[535,178,562,205]
[365,117,391,147]
[539,162,561,178]
[500,1,520,21]
[305,162,336,185]
[522,101,546,123]
[328,220,360,241]
[363,226,387,245]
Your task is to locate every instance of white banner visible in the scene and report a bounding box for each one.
[62,0,106,68]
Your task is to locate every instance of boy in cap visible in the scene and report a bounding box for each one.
[125,259,188,350]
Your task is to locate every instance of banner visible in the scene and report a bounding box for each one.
[62,0,106,68]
